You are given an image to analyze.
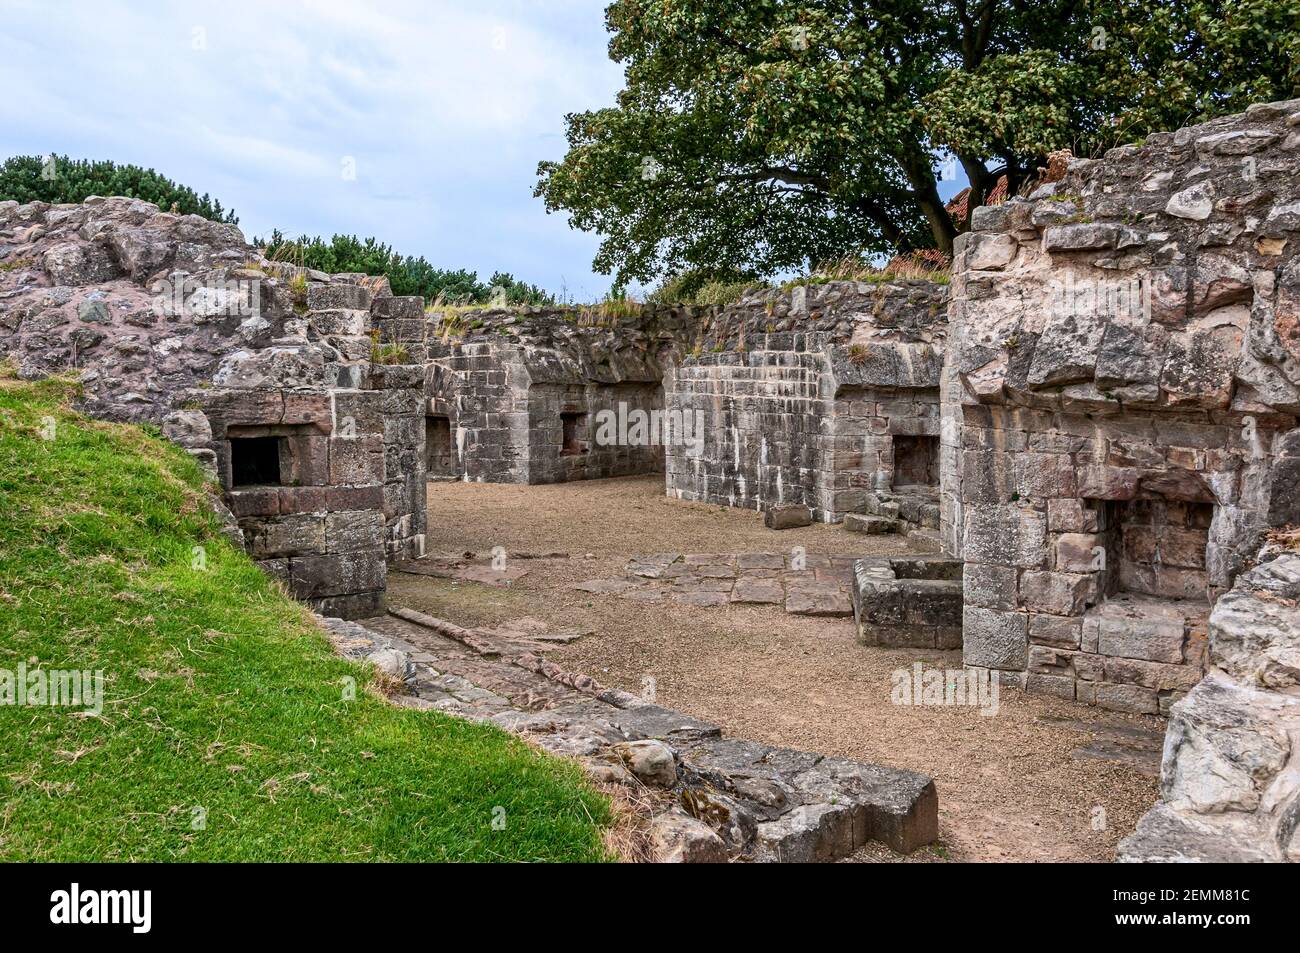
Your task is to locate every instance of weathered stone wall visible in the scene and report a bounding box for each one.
[423,305,691,484]
[666,333,833,515]
[527,381,665,482]
[0,196,427,620]
[423,339,670,485]
[945,98,1300,714]
[663,281,948,522]
[421,280,948,495]
[1119,549,1300,862]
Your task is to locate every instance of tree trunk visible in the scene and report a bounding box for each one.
[899,148,958,255]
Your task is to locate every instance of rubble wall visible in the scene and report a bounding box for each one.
[1119,550,1300,862]
[945,98,1300,714]
[0,196,425,620]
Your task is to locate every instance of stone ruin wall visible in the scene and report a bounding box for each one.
[422,308,692,485]
[662,280,949,522]
[418,281,946,496]
[1119,548,1300,862]
[0,196,428,620]
[944,99,1300,718]
[5,100,1300,863]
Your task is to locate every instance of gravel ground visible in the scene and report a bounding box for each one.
[391,474,1162,863]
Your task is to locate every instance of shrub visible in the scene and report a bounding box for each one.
[0,154,237,223]
[645,268,764,305]
[255,231,552,306]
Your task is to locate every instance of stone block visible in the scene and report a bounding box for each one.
[962,563,1019,610]
[325,484,385,511]
[1029,614,1083,648]
[324,510,385,554]
[1054,533,1104,572]
[288,551,386,600]
[307,282,372,311]
[1026,672,1076,701]
[280,392,333,427]
[966,233,1018,270]
[1103,656,1202,692]
[1020,570,1099,615]
[329,435,384,485]
[276,486,329,513]
[1094,681,1159,714]
[730,577,785,604]
[242,513,326,558]
[309,308,370,336]
[962,504,1048,569]
[311,589,385,620]
[843,513,897,534]
[226,487,280,518]
[963,606,1028,671]
[1042,223,1119,251]
[1047,498,1086,533]
[371,295,426,319]
[765,504,812,529]
[1095,614,1187,663]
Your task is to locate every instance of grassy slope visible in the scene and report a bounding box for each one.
[0,372,610,861]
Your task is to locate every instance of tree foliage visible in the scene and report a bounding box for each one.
[255,230,552,305]
[536,0,1300,286]
[0,154,237,223]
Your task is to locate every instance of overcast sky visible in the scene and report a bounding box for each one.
[1,0,971,298]
[0,0,627,299]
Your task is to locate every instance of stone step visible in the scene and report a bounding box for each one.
[843,513,899,535]
[903,527,943,552]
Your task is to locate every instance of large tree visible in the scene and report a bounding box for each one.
[536,0,1299,287]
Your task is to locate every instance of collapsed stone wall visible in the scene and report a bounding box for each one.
[944,98,1300,715]
[0,196,426,620]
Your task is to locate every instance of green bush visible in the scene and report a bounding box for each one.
[0,154,237,223]
[255,230,552,306]
[645,269,762,306]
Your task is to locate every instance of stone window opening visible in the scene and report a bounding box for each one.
[560,411,586,456]
[426,414,452,475]
[892,435,939,488]
[230,436,284,487]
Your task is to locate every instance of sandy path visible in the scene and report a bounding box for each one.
[390,474,1161,862]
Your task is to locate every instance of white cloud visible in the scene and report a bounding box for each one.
[0,0,625,294]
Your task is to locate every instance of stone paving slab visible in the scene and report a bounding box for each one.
[392,555,529,587]
[573,552,871,618]
[319,607,938,862]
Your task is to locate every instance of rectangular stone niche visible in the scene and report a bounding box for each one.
[893,435,939,488]
[224,424,325,489]
[230,436,283,487]
[1099,499,1212,602]
[425,414,452,477]
[560,410,587,456]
